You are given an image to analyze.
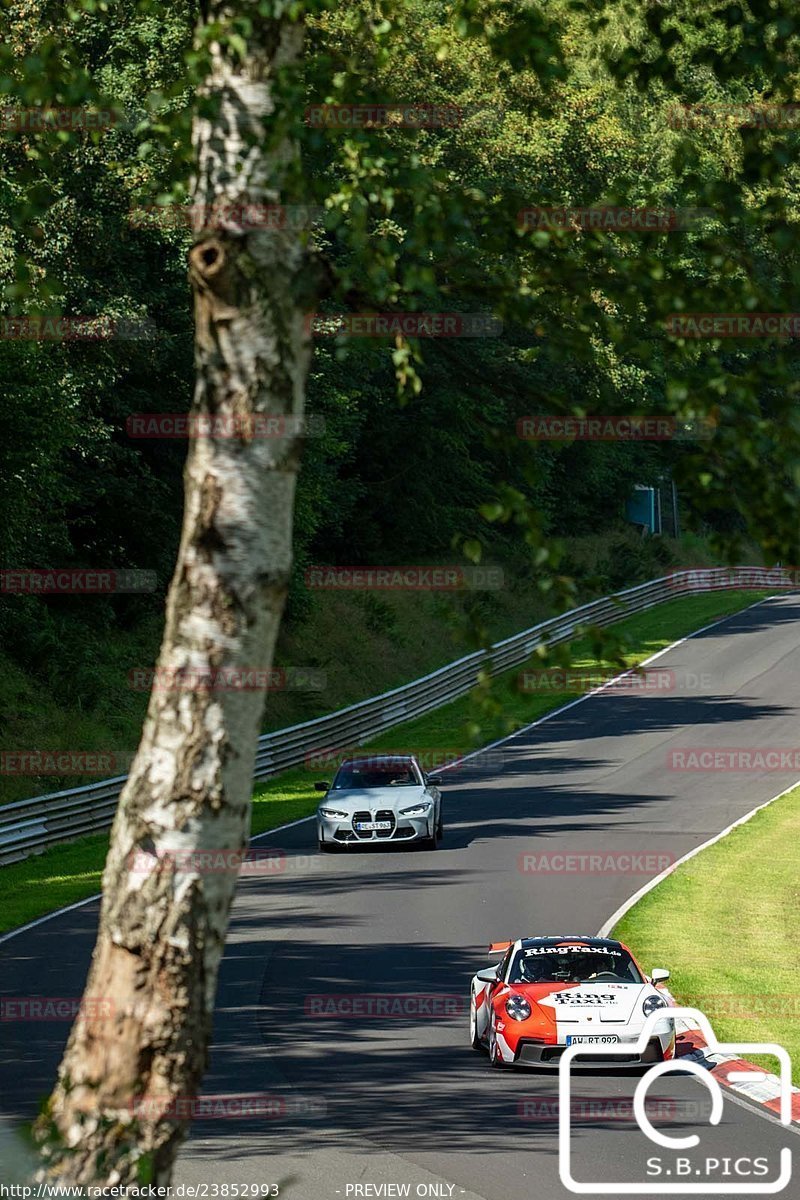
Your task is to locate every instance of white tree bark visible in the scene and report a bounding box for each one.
[34,6,312,1187]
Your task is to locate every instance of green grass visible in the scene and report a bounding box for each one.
[0,836,109,930]
[614,783,800,1084]
[0,587,768,936]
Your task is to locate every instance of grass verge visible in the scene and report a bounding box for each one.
[614,783,800,1084]
[0,588,769,937]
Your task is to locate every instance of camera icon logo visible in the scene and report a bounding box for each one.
[558,1007,793,1194]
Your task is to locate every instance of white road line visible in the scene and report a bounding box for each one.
[596,774,800,939]
[0,893,103,947]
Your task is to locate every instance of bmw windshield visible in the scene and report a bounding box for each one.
[331,762,420,789]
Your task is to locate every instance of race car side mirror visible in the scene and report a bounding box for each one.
[651,968,670,983]
[314,781,330,792]
[427,775,443,786]
[476,967,499,983]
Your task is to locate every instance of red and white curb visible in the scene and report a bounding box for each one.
[674,1015,800,1123]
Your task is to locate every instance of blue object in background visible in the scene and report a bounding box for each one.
[626,485,661,533]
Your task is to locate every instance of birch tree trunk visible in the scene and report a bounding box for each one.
[34,5,311,1187]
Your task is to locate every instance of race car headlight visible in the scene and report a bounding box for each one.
[642,994,668,1017]
[505,995,532,1022]
[400,801,432,817]
[319,807,348,819]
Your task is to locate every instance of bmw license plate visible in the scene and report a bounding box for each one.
[355,821,392,831]
[566,1034,620,1046]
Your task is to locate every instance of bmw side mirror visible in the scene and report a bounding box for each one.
[314,781,330,793]
[427,775,443,786]
[651,968,670,983]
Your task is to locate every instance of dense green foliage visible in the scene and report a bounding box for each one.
[1,0,799,764]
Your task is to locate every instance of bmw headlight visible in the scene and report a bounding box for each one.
[400,801,432,817]
[642,994,668,1017]
[319,807,348,819]
[505,995,532,1022]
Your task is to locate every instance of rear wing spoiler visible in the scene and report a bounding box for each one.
[488,941,511,956]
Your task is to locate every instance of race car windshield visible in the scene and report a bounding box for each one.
[332,763,418,789]
[508,945,644,985]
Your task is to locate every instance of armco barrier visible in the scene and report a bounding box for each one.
[0,567,787,864]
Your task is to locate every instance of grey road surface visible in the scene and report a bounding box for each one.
[2,595,800,1199]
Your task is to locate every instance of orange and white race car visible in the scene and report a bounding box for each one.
[469,935,675,1068]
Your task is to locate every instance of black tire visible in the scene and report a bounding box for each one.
[436,806,444,839]
[488,1024,507,1069]
[469,990,483,1050]
[423,818,440,850]
[318,838,335,853]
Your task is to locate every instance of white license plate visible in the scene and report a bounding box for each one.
[355,821,392,831]
[566,1034,620,1046]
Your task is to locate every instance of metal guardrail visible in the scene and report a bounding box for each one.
[0,566,786,865]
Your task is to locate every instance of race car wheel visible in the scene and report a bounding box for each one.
[436,808,444,840]
[488,1024,507,1069]
[469,990,482,1050]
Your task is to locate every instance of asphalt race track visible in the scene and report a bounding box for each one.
[3,595,800,1199]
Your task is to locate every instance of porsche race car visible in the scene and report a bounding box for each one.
[469,935,675,1068]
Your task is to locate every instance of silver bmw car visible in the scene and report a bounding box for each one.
[315,755,444,851]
